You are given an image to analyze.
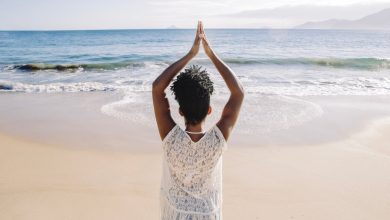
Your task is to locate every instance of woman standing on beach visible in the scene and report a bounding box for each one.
[152,21,244,219]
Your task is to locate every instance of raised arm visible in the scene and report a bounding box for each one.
[199,22,245,141]
[152,21,202,140]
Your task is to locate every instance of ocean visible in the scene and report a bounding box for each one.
[1,29,389,95]
[1,29,390,133]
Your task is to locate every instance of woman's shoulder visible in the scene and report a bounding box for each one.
[213,124,227,143]
[162,124,180,144]
[212,124,227,151]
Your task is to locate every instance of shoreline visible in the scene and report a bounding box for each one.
[0,92,161,153]
[1,92,390,151]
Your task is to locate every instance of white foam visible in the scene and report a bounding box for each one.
[0,80,118,93]
[100,90,138,121]
[100,87,156,126]
[234,95,324,134]
[243,76,390,96]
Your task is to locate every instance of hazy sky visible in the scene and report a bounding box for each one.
[1,0,390,29]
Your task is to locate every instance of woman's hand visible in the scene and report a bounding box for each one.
[199,21,214,58]
[188,21,202,57]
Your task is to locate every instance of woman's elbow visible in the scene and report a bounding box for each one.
[152,80,162,93]
[233,87,245,100]
[237,84,245,98]
[238,88,245,100]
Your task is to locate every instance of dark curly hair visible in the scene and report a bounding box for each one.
[170,65,214,125]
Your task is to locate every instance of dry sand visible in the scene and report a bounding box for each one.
[1,119,390,220]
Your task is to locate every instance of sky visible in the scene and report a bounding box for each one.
[1,0,390,30]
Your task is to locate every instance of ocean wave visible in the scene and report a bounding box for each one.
[0,80,118,93]
[2,57,390,73]
[2,79,389,95]
[223,57,390,70]
[3,61,169,72]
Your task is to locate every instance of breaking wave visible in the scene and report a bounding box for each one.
[3,61,168,72]
[2,57,390,73]
[0,80,118,93]
[223,57,390,70]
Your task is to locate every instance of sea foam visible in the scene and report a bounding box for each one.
[0,80,118,93]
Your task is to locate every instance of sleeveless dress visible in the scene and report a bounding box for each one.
[160,124,227,220]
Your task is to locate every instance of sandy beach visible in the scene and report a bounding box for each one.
[1,93,390,219]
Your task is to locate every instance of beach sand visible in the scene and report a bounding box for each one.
[1,93,390,219]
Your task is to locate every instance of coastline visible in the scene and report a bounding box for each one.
[1,93,390,150]
[1,93,390,219]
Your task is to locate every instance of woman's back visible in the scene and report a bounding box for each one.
[160,124,227,220]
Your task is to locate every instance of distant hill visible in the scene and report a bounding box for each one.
[296,8,390,30]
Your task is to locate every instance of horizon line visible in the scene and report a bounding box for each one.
[1,28,389,32]
[0,27,286,31]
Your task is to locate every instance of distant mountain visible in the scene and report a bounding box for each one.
[296,8,390,30]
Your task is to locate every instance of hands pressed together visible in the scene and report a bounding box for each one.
[189,21,214,58]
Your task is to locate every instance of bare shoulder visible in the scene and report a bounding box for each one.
[216,120,231,142]
[162,123,178,142]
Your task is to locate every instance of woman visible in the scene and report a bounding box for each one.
[152,21,244,220]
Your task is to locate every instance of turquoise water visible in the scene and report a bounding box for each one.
[0,29,389,95]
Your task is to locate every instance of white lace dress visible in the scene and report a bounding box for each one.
[160,124,227,220]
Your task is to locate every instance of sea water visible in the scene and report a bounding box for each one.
[1,29,389,133]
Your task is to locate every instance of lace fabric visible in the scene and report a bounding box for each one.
[160,124,227,220]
